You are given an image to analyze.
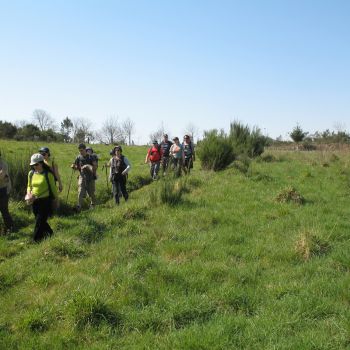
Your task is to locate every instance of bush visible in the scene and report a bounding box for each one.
[229,121,266,158]
[197,130,234,171]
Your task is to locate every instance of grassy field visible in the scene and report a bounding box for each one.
[0,141,350,349]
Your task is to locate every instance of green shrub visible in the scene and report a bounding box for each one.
[229,121,266,158]
[197,129,235,171]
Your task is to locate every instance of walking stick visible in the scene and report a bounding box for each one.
[65,168,75,204]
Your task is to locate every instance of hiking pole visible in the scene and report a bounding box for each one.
[65,168,75,204]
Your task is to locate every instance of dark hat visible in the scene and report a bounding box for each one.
[39,146,50,156]
[78,143,86,149]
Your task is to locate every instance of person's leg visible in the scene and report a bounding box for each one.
[33,199,50,242]
[119,175,128,201]
[112,177,120,204]
[0,193,13,231]
[86,179,96,207]
[150,162,155,178]
[154,162,160,178]
[77,176,86,209]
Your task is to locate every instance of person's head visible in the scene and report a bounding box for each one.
[86,147,94,155]
[153,140,158,146]
[173,137,179,144]
[163,134,168,141]
[184,135,190,143]
[39,146,50,159]
[113,145,122,155]
[30,153,44,171]
[78,143,87,156]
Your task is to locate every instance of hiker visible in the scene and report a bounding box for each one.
[39,146,63,192]
[169,137,184,177]
[108,146,131,205]
[0,151,14,234]
[25,153,58,242]
[86,147,98,179]
[160,133,173,175]
[182,134,195,174]
[145,140,162,180]
[71,143,97,211]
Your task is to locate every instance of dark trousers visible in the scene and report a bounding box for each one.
[112,174,128,204]
[32,197,53,242]
[161,156,170,173]
[150,161,160,179]
[0,192,13,231]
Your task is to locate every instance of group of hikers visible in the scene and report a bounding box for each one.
[0,134,195,242]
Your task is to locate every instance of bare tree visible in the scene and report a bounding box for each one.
[100,116,124,144]
[122,117,135,145]
[32,109,55,131]
[184,123,199,143]
[72,118,93,143]
[149,122,165,144]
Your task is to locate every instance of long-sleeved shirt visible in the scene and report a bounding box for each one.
[27,171,58,199]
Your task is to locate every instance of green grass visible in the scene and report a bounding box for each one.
[0,142,350,349]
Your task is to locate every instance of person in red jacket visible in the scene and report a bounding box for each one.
[145,140,163,180]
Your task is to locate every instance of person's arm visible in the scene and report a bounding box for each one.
[192,144,195,161]
[122,157,131,175]
[108,158,112,181]
[145,149,150,163]
[92,160,97,177]
[26,172,31,195]
[48,173,58,199]
[71,157,79,170]
[53,163,63,192]
[181,145,185,162]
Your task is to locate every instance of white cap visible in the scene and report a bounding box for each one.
[30,153,44,165]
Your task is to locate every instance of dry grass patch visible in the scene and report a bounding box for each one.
[276,186,305,205]
[295,230,330,261]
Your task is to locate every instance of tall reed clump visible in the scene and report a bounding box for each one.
[196,129,235,171]
[1,149,33,200]
[149,177,188,206]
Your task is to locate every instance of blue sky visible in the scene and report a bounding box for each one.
[0,0,349,143]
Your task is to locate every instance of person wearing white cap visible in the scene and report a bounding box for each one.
[26,153,58,242]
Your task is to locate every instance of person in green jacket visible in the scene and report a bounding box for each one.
[26,153,58,242]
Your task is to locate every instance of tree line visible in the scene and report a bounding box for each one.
[0,109,135,145]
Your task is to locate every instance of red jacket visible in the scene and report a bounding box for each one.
[147,146,162,162]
